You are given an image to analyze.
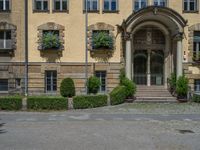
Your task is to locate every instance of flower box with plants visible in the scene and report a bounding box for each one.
[92,31,113,51]
[192,53,200,63]
[41,32,61,50]
[176,75,189,102]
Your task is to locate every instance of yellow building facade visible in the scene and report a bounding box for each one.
[0,0,200,95]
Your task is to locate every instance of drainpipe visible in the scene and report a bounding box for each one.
[85,0,88,94]
[24,0,28,96]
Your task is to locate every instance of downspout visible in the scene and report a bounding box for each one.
[24,0,28,96]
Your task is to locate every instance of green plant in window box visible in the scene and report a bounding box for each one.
[42,32,61,50]
[192,53,200,62]
[92,32,113,50]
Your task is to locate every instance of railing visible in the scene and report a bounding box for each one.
[134,74,147,85]
[0,40,12,49]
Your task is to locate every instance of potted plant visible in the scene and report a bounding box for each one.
[92,31,113,50]
[176,75,189,102]
[42,32,61,50]
[168,73,176,96]
[121,77,137,103]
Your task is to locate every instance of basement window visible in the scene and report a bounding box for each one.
[0,79,8,91]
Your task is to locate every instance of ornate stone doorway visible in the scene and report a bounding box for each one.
[133,28,165,86]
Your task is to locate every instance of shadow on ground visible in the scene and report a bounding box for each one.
[0,120,7,134]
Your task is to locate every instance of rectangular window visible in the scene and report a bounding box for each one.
[194,79,200,92]
[15,78,21,88]
[34,0,48,11]
[0,79,8,91]
[0,0,10,11]
[0,30,12,49]
[193,31,200,61]
[95,71,106,92]
[53,0,68,11]
[45,71,57,93]
[134,0,147,11]
[103,0,118,11]
[184,0,197,11]
[84,0,98,11]
[154,0,166,7]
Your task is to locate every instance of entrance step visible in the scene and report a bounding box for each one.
[135,86,177,102]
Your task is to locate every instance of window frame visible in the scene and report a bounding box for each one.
[153,0,167,7]
[183,0,198,12]
[0,79,8,92]
[133,0,148,12]
[194,79,200,92]
[95,71,107,93]
[0,30,12,50]
[45,70,57,93]
[103,0,119,13]
[193,31,200,62]
[33,0,49,12]
[0,0,11,12]
[83,0,99,13]
[53,0,69,12]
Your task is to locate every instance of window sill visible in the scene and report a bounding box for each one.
[182,10,199,13]
[0,10,11,13]
[102,10,119,14]
[52,10,69,13]
[33,10,50,13]
[83,10,100,13]
[0,91,8,94]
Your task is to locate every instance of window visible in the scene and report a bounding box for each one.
[95,71,106,92]
[15,78,21,88]
[34,0,48,11]
[84,0,98,11]
[184,0,197,11]
[193,31,200,61]
[103,0,118,11]
[53,0,68,11]
[134,0,147,11]
[0,30,12,49]
[45,71,57,93]
[0,0,10,11]
[194,79,200,92]
[154,0,166,7]
[0,79,8,91]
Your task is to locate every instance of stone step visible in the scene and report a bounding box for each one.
[135,97,177,103]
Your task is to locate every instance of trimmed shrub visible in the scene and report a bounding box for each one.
[87,76,101,94]
[60,78,75,97]
[176,76,189,99]
[121,77,137,98]
[193,94,200,103]
[73,95,107,109]
[119,68,126,84]
[27,96,67,110]
[0,96,22,110]
[110,86,126,105]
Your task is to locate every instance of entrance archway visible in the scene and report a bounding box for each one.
[133,27,165,86]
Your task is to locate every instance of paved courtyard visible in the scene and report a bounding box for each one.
[0,103,200,150]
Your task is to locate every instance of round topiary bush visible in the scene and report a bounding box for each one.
[60,78,75,97]
[87,76,101,94]
[121,77,137,98]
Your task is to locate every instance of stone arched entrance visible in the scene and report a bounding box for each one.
[120,6,187,87]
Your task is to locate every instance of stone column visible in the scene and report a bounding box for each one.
[147,50,151,86]
[176,33,183,78]
[125,33,132,80]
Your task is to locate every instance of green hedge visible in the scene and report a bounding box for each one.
[110,86,126,105]
[0,96,22,110]
[193,94,200,103]
[27,96,67,110]
[73,95,108,109]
